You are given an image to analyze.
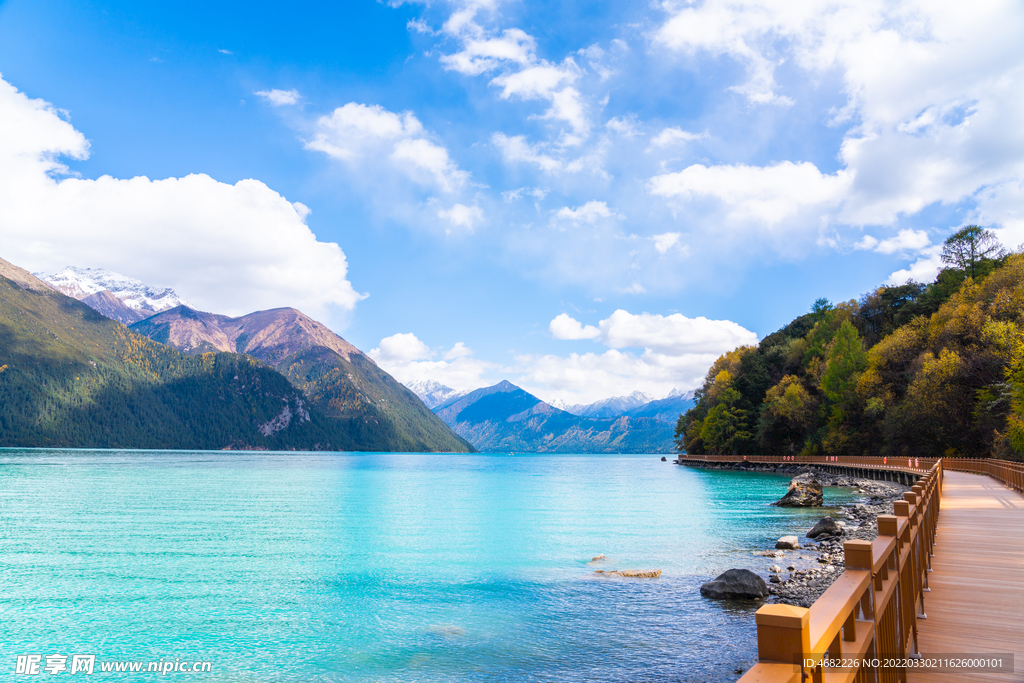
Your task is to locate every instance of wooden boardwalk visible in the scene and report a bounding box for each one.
[908,471,1024,683]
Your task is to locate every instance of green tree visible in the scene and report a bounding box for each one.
[821,320,868,412]
[699,388,753,454]
[941,225,1005,278]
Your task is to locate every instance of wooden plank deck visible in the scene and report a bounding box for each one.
[908,471,1024,683]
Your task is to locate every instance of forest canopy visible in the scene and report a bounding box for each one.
[676,227,1024,460]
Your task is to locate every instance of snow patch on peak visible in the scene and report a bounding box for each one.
[404,379,466,409]
[555,391,655,418]
[666,388,695,400]
[37,266,190,313]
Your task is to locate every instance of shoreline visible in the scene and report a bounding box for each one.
[682,461,909,607]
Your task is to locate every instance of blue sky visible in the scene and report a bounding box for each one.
[2,0,1023,403]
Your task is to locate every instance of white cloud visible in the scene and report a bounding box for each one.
[305,103,424,160]
[492,133,562,172]
[649,161,851,225]
[885,247,943,285]
[648,127,705,149]
[549,313,600,340]
[218,49,234,55]
[306,102,468,193]
[597,309,758,355]
[369,333,497,391]
[491,60,589,141]
[437,203,484,233]
[519,309,759,403]
[517,348,718,406]
[445,342,473,360]
[502,186,549,202]
[392,138,469,192]
[605,115,639,138]
[437,8,592,144]
[854,235,879,251]
[554,201,618,224]
[372,332,432,362]
[652,0,1024,231]
[407,18,435,35]
[856,229,931,255]
[652,232,681,254]
[0,76,363,320]
[254,89,300,106]
[441,27,536,75]
[976,180,1024,248]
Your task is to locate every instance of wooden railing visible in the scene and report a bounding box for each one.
[678,452,938,475]
[942,457,1024,493]
[678,453,1024,680]
[730,459,942,683]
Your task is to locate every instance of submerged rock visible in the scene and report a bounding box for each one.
[700,569,769,600]
[806,516,842,539]
[591,554,606,562]
[776,536,800,549]
[773,473,824,507]
[594,569,662,578]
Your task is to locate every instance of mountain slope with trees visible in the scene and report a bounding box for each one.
[677,226,1024,460]
[0,258,349,450]
[130,306,473,453]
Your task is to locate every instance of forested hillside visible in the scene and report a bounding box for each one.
[678,226,1024,460]
[131,306,474,453]
[1,259,371,450]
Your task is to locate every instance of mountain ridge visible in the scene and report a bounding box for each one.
[131,305,473,453]
[433,380,675,453]
[0,257,351,450]
[39,266,190,314]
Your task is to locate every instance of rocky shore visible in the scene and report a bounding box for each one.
[690,462,910,608]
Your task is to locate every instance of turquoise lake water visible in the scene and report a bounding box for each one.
[0,451,861,681]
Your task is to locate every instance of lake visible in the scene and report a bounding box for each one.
[0,450,858,681]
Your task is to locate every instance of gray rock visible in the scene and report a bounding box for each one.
[776,536,800,549]
[806,516,842,539]
[700,569,769,600]
[773,472,824,507]
[769,575,781,583]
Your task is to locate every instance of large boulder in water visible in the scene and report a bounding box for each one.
[700,569,768,600]
[773,472,824,507]
[776,536,800,549]
[806,516,842,539]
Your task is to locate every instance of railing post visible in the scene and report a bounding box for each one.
[894,500,921,658]
[754,604,811,678]
[845,539,875,621]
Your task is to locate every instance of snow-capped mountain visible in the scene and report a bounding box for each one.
[666,387,696,400]
[37,266,190,314]
[553,391,655,418]
[404,379,466,409]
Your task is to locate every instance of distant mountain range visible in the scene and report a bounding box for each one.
[552,390,654,417]
[431,381,685,453]
[2,258,472,453]
[408,380,695,424]
[12,259,694,454]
